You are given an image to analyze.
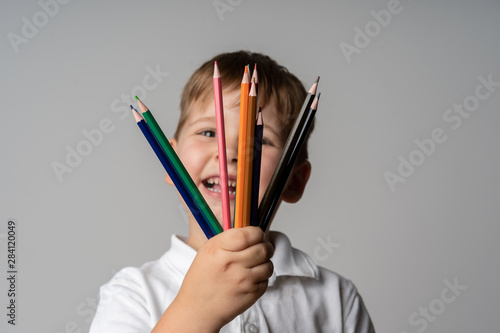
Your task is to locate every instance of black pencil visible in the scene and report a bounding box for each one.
[258,79,320,232]
[250,107,263,226]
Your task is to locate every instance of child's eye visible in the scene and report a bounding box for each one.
[198,130,216,138]
[262,138,270,145]
[261,137,275,147]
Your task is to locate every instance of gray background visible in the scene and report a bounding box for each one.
[1,0,499,332]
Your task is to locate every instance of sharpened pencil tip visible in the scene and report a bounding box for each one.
[135,96,139,100]
[311,93,320,110]
[315,76,320,83]
[131,106,143,122]
[214,61,220,78]
[257,106,263,125]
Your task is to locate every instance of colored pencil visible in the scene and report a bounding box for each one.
[213,61,231,231]
[241,80,257,227]
[258,78,320,232]
[250,107,263,226]
[234,66,251,228]
[131,107,215,238]
[251,63,258,95]
[135,96,223,236]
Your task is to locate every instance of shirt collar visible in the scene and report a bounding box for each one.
[161,234,197,277]
[161,231,320,284]
[268,231,319,286]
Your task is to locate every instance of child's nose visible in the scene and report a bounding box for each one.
[224,140,238,164]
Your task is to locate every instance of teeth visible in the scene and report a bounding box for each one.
[207,186,221,193]
[206,177,236,188]
[207,186,236,195]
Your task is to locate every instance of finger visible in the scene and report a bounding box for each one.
[216,227,264,252]
[249,260,274,283]
[236,241,274,268]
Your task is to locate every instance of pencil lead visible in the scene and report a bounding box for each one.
[249,79,256,96]
[130,105,140,114]
[308,78,319,95]
[214,61,221,78]
[251,64,258,84]
[257,107,263,125]
[132,106,144,122]
[135,96,149,114]
[242,67,250,84]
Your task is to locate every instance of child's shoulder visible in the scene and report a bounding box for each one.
[263,231,374,331]
[102,234,194,292]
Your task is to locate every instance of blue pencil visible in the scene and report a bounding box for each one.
[131,106,215,239]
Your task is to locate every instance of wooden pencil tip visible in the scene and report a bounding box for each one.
[308,79,319,95]
[135,96,149,114]
[242,68,250,83]
[214,61,220,78]
[257,106,263,124]
[249,80,256,95]
[311,93,321,110]
[132,106,143,122]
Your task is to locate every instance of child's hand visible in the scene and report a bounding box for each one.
[154,227,274,333]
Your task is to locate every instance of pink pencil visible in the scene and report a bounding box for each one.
[213,61,231,231]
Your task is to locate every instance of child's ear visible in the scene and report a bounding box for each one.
[281,160,311,203]
[164,138,177,186]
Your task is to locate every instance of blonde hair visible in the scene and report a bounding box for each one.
[175,51,315,161]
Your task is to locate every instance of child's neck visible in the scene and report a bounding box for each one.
[185,220,209,251]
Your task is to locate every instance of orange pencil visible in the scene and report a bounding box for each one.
[241,79,257,227]
[251,63,258,95]
[234,66,250,228]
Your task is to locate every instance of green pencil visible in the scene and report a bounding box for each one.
[135,96,222,236]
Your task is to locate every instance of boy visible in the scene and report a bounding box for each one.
[90,51,375,332]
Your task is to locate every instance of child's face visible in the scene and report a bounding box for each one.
[168,88,287,227]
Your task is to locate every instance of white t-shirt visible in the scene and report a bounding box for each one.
[90,231,375,332]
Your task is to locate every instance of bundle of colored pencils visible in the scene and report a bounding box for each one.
[131,61,320,238]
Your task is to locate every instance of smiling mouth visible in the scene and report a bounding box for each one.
[203,177,236,195]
